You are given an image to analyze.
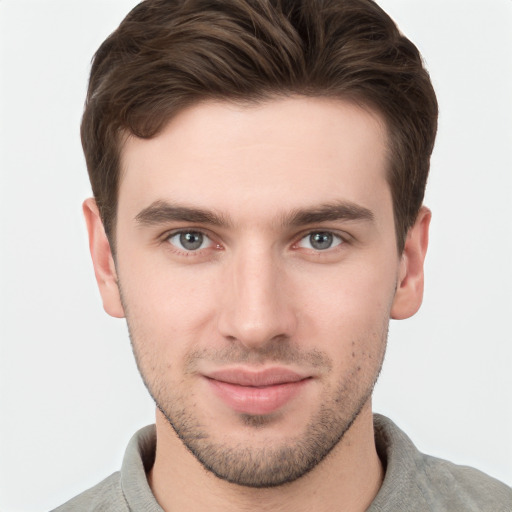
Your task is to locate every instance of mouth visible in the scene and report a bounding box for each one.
[204,367,312,416]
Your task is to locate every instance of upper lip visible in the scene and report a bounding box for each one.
[205,367,309,387]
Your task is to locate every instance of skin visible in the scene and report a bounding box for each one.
[85,97,430,512]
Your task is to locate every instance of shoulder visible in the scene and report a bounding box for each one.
[51,425,159,511]
[371,414,512,512]
[418,454,512,511]
[51,472,128,511]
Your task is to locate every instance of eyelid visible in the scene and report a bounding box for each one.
[297,231,343,250]
[159,226,351,255]
[161,226,213,240]
[162,227,221,254]
[292,228,350,247]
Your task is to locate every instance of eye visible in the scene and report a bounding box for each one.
[167,230,213,252]
[296,231,343,251]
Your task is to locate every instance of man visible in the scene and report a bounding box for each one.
[53,0,512,510]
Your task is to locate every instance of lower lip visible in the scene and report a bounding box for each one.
[206,378,309,416]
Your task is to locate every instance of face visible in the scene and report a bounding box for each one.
[88,97,426,487]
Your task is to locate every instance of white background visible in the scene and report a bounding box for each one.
[0,1,511,510]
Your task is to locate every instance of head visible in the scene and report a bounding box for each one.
[82,0,436,489]
[81,0,437,253]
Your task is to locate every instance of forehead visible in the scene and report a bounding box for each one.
[118,96,391,223]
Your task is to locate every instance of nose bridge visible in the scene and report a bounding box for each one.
[218,241,296,347]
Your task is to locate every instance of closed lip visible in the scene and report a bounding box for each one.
[204,367,310,387]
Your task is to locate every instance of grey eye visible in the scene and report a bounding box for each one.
[310,232,333,250]
[168,231,210,251]
[297,232,343,251]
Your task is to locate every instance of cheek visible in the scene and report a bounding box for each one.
[296,260,397,354]
[118,260,219,350]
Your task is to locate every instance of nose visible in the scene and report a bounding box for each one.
[217,245,297,350]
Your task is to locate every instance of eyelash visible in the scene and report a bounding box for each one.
[292,231,345,252]
[162,228,349,255]
[163,229,220,256]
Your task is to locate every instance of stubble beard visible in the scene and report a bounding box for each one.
[126,325,387,488]
[155,373,378,488]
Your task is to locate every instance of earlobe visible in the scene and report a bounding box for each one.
[83,198,125,318]
[390,206,431,320]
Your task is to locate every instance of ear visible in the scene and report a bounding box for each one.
[83,198,125,318]
[391,206,431,320]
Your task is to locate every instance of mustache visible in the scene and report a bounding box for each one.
[184,341,333,371]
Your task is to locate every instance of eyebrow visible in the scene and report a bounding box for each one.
[134,199,374,228]
[285,201,374,226]
[135,200,232,227]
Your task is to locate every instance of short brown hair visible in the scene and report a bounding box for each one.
[81,0,438,251]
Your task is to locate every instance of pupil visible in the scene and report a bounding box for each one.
[310,232,332,250]
[180,232,203,250]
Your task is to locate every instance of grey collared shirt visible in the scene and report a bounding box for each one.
[52,415,512,511]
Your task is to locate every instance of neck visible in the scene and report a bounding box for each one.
[148,401,384,512]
